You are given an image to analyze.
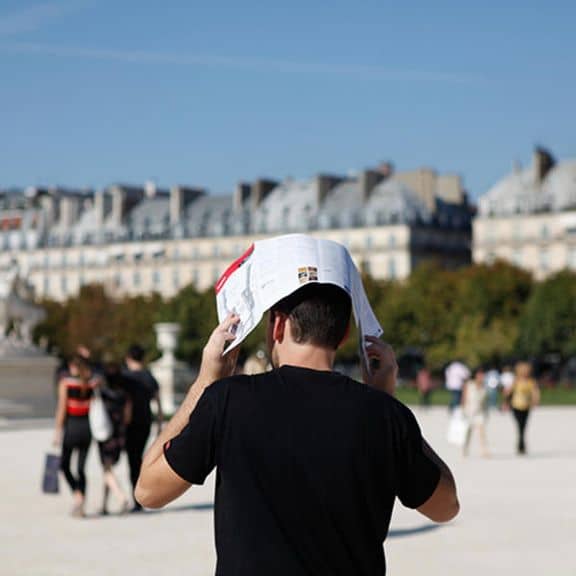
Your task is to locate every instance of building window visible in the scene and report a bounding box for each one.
[133,271,141,288]
[365,235,373,249]
[43,276,50,294]
[114,273,122,288]
[213,244,220,257]
[192,269,199,286]
[153,270,161,288]
[512,223,522,241]
[541,224,550,240]
[512,250,523,267]
[486,224,495,243]
[61,276,67,294]
[173,247,180,261]
[540,250,549,272]
[486,252,496,264]
[213,266,220,283]
[173,269,180,290]
[389,234,396,248]
[388,258,396,279]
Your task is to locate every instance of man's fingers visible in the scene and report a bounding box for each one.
[221,313,240,333]
[207,314,240,348]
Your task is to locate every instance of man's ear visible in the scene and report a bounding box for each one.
[337,320,351,349]
[272,312,287,343]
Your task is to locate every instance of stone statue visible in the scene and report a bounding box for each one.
[0,260,46,356]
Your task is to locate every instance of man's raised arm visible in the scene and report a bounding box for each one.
[135,314,240,509]
[362,336,459,524]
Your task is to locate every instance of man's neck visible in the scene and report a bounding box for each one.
[275,343,335,372]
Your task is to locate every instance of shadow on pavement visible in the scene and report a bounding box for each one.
[388,523,442,539]
[100,504,445,542]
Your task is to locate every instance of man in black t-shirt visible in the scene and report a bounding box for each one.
[123,344,162,511]
[136,284,459,575]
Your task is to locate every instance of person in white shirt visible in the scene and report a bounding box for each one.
[445,360,471,411]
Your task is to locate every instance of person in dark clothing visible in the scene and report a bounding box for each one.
[98,363,132,515]
[53,355,100,517]
[122,344,162,511]
[136,282,459,575]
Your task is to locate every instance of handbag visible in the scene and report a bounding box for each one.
[446,408,469,446]
[89,387,113,442]
[42,452,61,494]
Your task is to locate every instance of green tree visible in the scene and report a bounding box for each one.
[160,285,218,363]
[517,270,576,358]
[373,263,460,369]
[451,261,533,366]
[34,285,163,361]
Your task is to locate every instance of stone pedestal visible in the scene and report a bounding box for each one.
[0,355,59,419]
[150,323,194,415]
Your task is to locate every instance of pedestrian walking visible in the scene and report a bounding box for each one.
[505,362,540,455]
[461,368,489,457]
[122,344,162,511]
[53,354,100,517]
[98,362,132,515]
[445,360,470,412]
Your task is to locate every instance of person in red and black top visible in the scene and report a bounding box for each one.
[53,354,101,517]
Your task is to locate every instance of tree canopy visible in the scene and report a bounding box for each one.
[34,261,576,372]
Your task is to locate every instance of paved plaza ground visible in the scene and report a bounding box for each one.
[1,406,574,576]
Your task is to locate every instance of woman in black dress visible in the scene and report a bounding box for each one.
[98,363,132,515]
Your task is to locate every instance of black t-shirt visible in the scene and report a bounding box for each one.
[165,366,440,576]
[122,368,159,424]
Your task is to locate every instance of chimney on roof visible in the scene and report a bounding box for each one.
[251,179,278,209]
[533,147,555,184]
[59,196,80,229]
[170,186,205,225]
[110,185,145,226]
[234,182,252,212]
[94,190,105,227]
[39,193,57,229]
[359,169,387,202]
[377,162,394,178]
[145,181,157,198]
[315,174,344,205]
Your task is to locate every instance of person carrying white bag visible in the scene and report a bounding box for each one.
[53,354,102,517]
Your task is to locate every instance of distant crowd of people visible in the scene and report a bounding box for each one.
[52,345,162,518]
[443,359,540,457]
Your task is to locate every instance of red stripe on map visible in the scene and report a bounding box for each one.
[215,244,255,295]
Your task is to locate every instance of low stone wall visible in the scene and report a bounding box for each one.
[0,356,58,418]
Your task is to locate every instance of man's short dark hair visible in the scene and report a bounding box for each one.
[127,344,146,362]
[271,283,351,350]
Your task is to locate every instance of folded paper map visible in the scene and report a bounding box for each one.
[215,234,383,360]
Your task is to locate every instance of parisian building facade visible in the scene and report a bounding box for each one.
[473,148,576,279]
[0,162,473,302]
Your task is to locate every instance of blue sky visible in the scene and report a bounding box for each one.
[0,1,574,199]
